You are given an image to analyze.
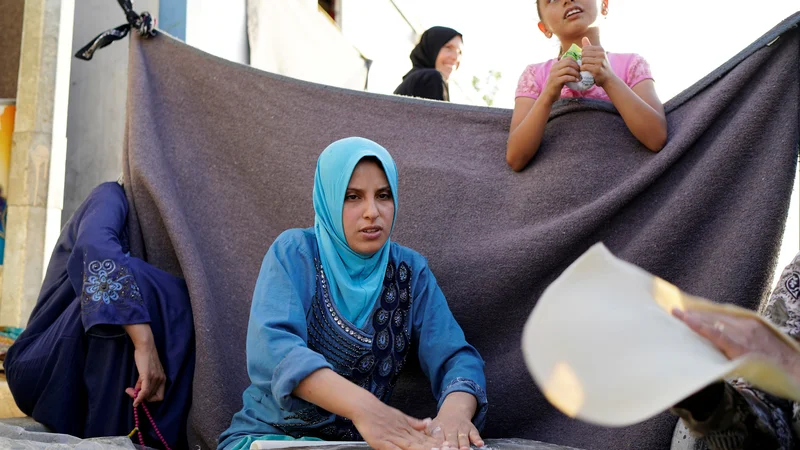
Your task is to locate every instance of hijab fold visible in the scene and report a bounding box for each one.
[313,137,399,329]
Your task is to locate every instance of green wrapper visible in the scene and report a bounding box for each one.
[561,43,582,61]
[560,43,595,91]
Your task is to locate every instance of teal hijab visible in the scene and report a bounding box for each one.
[313,137,399,328]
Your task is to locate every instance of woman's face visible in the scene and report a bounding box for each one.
[343,159,395,256]
[435,35,464,81]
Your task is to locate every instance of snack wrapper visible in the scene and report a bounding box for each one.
[561,43,595,91]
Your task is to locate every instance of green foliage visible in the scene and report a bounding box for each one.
[471,70,503,106]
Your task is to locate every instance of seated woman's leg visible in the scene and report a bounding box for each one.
[5,299,86,436]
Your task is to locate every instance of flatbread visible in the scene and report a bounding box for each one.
[521,243,800,427]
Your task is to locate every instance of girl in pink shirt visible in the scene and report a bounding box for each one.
[506,0,667,171]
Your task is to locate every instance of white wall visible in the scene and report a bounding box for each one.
[63,0,159,225]
[247,0,368,89]
[186,0,249,65]
[339,0,483,105]
[339,0,417,94]
[64,0,248,224]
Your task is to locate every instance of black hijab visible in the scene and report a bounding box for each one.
[394,26,462,101]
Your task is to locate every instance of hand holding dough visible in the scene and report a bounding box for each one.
[521,243,800,427]
[673,308,800,383]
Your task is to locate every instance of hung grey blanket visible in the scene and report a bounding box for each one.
[122,13,800,450]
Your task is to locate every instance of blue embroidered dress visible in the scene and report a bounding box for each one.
[218,228,488,450]
[4,183,195,449]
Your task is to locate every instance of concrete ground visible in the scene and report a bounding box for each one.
[0,374,24,419]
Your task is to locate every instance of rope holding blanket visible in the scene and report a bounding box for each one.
[132,387,172,450]
[75,0,157,61]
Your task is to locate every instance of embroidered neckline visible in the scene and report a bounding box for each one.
[316,261,373,344]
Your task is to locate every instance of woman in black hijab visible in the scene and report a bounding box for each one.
[394,26,463,102]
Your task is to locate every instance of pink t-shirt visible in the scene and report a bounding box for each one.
[515,53,653,101]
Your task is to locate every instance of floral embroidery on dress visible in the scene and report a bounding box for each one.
[359,261,413,384]
[673,379,792,449]
[515,65,541,99]
[784,273,800,299]
[763,261,800,340]
[81,258,143,314]
[85,260,125,303]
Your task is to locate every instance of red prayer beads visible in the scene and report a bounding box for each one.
[132,388,172,450]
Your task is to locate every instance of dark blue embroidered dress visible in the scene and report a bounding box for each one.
[4,183,195,449]
[218,228,487,450]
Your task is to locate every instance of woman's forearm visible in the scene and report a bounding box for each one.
[123,323,155,348]
[603,76,667,152]
[292,368,382,422]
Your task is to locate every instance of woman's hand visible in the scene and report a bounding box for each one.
[672,308,800,376]
[295,369,438,450]
[580,37,616,87]
[351,401,440,450]
[427,392,482,450]
[542,57,581,104]
[123,324,166,406]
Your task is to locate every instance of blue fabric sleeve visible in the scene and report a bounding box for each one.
[246,232,333,412]
[67,183,151,331]
[411,259,488,430]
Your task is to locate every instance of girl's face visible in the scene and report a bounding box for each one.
[538,0,600,40]
[435,35,464,81]
[343,159,395,256]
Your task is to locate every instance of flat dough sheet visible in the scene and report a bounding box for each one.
[522,243,800,427]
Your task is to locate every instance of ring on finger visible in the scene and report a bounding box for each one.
[713,321,725,332]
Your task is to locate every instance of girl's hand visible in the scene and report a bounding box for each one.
[427,392,483,450]
[542,57,581,104]
[580,37,616,87]
[672,308,800,377]
[352,401,440,450]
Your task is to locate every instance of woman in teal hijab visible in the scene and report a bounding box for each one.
[312,137,398,329]
[219,137,488,450]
